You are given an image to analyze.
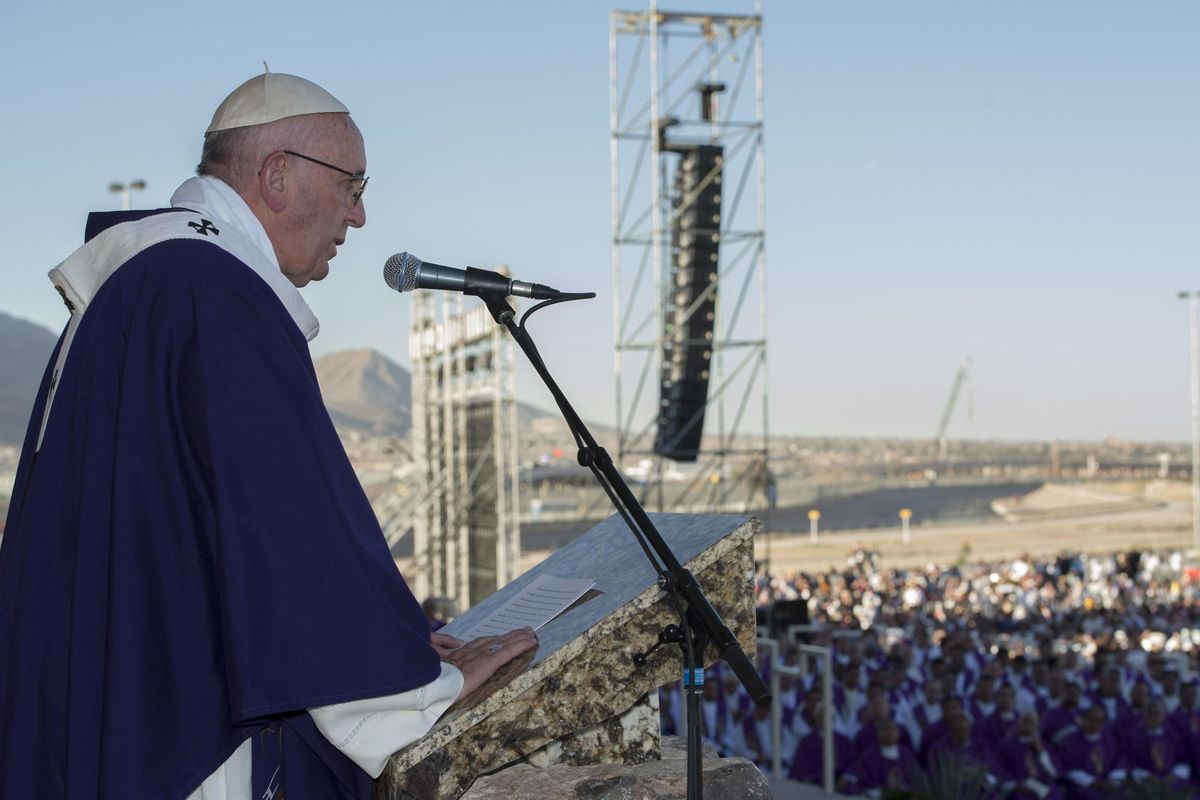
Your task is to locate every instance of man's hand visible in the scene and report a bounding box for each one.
[443,627,538,698]
[430,632,464,658]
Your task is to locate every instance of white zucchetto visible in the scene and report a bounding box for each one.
[206,71,348,134]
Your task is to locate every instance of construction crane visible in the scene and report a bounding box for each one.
[936,359,972,461]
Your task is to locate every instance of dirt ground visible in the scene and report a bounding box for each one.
[509,480,1199,577]
[755,480,1197,574]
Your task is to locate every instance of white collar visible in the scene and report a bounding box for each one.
[880,745,900,759]
[170,176,319,341]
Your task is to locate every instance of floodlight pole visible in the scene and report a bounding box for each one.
[1181,291,1200,555]
[108,179,146,210]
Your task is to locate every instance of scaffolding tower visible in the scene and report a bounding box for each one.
[609,3,770,513]
[408,289,520,608]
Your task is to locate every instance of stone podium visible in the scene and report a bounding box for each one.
[373,513,759,800]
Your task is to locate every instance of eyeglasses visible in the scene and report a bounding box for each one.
[283,149,369,207]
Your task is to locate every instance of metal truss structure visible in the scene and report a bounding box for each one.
[609,2,771,513]
[407,290,520,607]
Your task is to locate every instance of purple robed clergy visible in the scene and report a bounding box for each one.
[1054,706,1125,800]
[1125,702,1190,783]
[788,688,851,784]
[842,742,918,795]
[918,694,968,767]
[1086,668,1130,728]
[925,711,995,789]
[853,691,914,754]
[840,719,917,796]
[975,683,1021,750]
[1165,683,1197,758]
[0,72,536,799]
[788,728,852,785]
[992,712,1066,800]
[1168,706,1200,776]
[1042,684,1085,746]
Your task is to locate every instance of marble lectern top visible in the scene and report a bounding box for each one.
[443,512,751,669]
[374,512,758,800]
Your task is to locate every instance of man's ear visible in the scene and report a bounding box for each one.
[257,151,289,213]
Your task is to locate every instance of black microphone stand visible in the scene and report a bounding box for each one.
[475,290,771,800]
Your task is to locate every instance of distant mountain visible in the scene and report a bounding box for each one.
[314,349,412,436]
[0,332,562,445]
[0,312,58,445]
[314,348,564,437]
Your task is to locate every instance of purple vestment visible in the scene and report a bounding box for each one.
[787,730,851,784]
[843,743,918,794]
[1125,726,1185,780]
[0,211,441,799]
[976,710,1020,749]
[992,737,1066,800]
[1054,729,1124,800]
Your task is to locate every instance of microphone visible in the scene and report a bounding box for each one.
[383,252,562,300]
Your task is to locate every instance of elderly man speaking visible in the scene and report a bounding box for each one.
[0,71,536,799]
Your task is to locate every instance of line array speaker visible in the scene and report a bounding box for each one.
[655,143,723,462]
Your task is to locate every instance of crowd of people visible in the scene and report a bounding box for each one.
[659,547,1200,797]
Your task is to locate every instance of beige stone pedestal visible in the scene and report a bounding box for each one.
[462,737,772,800]
[373,513,759,800]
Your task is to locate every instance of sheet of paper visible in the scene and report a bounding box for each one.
[461,574,596,640]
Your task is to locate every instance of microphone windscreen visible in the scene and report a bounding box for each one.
[383,252,422,292]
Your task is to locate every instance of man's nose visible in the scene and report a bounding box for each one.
[348,198,366,228]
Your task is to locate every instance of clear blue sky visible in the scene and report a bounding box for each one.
[1,1,1197,442]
